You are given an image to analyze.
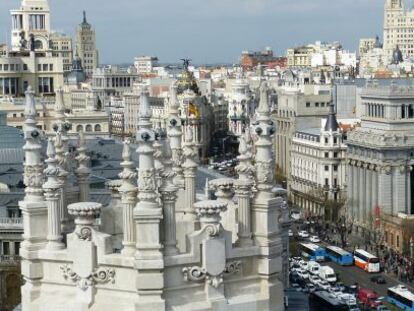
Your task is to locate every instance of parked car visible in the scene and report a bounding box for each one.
[309,235,320,243]
[288,229,293,237]
[297,269,309,280]
[336,282,346,292]
[298,230,309,238]
[328,286,342,295]
[370,275,386,284]
[375,305,390,311]
[307,261,321,276]
[316,279,330,290]
[308,275,320,285]
[357,288,381,309]
[306,283,317,293]
[291,283,302,292]
[299,260,309,270]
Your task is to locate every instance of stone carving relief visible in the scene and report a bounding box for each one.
[60,264,115,291]
[182,261,242,289]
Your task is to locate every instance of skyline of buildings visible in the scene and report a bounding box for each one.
[0,0,392,63]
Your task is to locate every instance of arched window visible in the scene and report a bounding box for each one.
[76,125,83,132]
[94,124,101,132]
[34,40,43,50]
[85,124,92,132]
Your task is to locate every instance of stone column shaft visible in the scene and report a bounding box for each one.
[235,181,253,246]
[161,190,179,255]
[45,191,64,249]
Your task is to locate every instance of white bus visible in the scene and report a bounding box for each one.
[387,285,414,311]
[353,249,380,273]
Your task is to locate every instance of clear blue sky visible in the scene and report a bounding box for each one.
[0,0,410,64]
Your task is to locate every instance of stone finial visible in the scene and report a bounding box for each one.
[205,178,209,199]
[139,88,152,119]
[154,130,165,171]
[185,126,194,143]
[122,139,132,161]
[24,86,36,120]
[253,81,275,198]
[44,139,60,188]
[55,88,65,115]
[257,82,270,115]
[238,135,248,155]
[76,131,90,169]
[76,130,91,202]
[169,84,179,111]
[236,136,255,182]
[160,138,175,185]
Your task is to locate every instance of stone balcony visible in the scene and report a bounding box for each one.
[0,218,23,230]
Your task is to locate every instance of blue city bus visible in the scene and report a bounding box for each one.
[325,245,354,266]
[387,285,414,311]
[299,243,326,262]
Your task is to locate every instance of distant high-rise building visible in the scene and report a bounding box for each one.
[0,0,64,97]
[50,32,73,73]
[383,0,414,62]
[76,11,99,76]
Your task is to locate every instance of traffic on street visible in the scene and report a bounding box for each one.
[288,214,414,311]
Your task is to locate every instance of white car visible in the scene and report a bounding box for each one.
[316,279,330,290]
[297,269,309,280]
[309,275,320,285]
[298,231,309,238]
[309,235,320,243]
[299,260,309,270]
[288,229,293,237]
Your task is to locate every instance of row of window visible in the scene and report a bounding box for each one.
[305,102,329,108]
[76,124,102,132]
[1,241,20,256]
[37,63,54,72]
[0,63,25,71]
[324,165,339,172]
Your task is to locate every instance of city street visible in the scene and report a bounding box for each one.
[325,260,413,297]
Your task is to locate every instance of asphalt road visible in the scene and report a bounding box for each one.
[324,261,406,297]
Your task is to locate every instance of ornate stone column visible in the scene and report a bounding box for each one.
[182,127,198,220]
[160,138,179,255]
[75,131,91,202]
[134,89,165,309]
[235,136,255,247]
[53,88,72,231]
[167,85,184,189]
[250,82,284,307]
[153,129,165,190]
[55,132,70,232]
[19,86,48,307]
[118,141,137,256]
[43,139,65,250]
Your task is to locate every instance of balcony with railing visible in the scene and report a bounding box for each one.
[0,218,23,230]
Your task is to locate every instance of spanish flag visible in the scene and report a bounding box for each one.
[189,102,200,117]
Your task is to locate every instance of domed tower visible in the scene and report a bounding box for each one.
[228,75,253,136]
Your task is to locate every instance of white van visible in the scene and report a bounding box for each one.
[318,266,336,283]
[307,261,320,276]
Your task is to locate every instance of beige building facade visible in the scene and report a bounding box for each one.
[383,0,414,61]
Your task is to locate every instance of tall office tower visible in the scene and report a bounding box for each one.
[383,0,414,62]
[76,11,99,76]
